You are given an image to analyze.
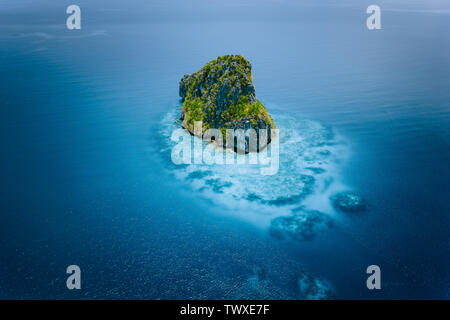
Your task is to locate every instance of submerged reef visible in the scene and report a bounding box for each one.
[231,266,336,300]
[179,55,275,153]
[296,272,335,300]
[232,266,285,299]
[331,192,366,213]
[270,208,333,241]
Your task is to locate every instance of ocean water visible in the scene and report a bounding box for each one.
[1,2,449,299]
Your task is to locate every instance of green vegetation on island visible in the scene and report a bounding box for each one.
[179,55,275,152]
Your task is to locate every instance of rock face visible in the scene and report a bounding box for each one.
[179,55,275,153]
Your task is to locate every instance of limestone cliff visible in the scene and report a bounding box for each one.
[179,55,275,152]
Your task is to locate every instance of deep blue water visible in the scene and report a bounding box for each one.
[1,2,449,299]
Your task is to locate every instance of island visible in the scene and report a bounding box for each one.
[179,55,276,153]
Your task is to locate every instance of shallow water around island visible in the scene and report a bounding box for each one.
[1,4,449,299]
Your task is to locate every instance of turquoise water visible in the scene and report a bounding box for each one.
[1,2,449,299]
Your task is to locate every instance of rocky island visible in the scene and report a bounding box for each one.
[179,55,276,153]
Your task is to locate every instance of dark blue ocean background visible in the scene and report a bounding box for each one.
[1,1,449,299]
